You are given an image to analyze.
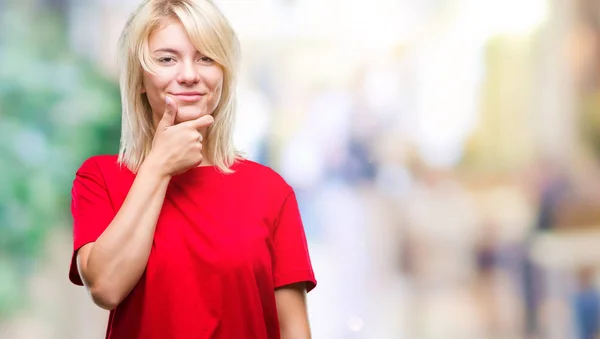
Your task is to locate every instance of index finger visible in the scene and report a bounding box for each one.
[194,115,215,130]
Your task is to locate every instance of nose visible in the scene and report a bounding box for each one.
[177,60,200,85]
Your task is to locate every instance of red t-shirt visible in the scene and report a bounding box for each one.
[68,155,316,339]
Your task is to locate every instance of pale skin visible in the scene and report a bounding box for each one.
[75,19,310,338]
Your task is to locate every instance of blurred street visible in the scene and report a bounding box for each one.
[3,0,600,338]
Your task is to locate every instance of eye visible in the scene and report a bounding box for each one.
[157,56,176,64]
[198,56,214,63]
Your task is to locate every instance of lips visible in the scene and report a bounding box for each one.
[171,92,205,102]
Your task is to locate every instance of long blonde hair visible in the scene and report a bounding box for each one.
[117,0,241,173]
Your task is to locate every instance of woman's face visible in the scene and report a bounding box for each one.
[143,19,224,126]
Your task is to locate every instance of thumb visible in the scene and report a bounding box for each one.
[158,96,177,128]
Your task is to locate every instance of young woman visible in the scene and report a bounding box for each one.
[68,1,316,338]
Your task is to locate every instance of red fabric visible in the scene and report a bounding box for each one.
[69,155,316,339]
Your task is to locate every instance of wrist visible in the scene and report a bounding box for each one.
[139,154,171,180]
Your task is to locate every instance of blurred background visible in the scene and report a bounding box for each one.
[3,0,600,338]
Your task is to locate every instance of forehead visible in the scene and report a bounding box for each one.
[148,19,194,50]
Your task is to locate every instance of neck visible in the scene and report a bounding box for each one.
[199,140,212,167]
[198,158,213,167]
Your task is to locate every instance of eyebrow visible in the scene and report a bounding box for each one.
[152,48,181,54]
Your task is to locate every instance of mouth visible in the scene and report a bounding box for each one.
[170,92,205,103]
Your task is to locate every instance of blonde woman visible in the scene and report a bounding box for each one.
[67,1,316,338]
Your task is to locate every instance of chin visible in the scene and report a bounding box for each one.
[176,107,207,122]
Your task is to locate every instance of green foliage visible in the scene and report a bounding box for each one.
[0,5,121,317]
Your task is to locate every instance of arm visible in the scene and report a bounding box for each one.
[76,160,170,310]
[75,97,213,310]
[275,282,311,339]
[271,189,316,338]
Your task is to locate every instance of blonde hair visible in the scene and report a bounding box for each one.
[117,0,242,173]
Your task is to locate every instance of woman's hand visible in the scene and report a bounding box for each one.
[147,96,214,177]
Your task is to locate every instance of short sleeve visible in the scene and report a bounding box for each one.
[272,189,317,292]
[68,157,116,286]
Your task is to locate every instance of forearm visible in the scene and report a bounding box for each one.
[280,329,311,339]
[280,317,311,339]
[83,159,170,307]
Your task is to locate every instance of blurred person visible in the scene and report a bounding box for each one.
[573,267,600,339]
[523,159,570,338]
[67,1,316,338]
[473,221,518,338]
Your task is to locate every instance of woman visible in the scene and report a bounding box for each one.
[67,1,316,338]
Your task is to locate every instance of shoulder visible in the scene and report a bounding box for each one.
[75,154,129,179]
[232,158,293,195]
[78,154,118,170]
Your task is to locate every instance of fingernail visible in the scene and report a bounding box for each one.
[165,96,172,105]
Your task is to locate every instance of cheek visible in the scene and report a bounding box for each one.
[143,73,169,93]
[215,80,223,99]
[212,77,224,107]
[207,67,224,93]
[212,79,224,108]
[143,74,170,104]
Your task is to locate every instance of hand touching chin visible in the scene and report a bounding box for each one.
[176,105,211,123]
